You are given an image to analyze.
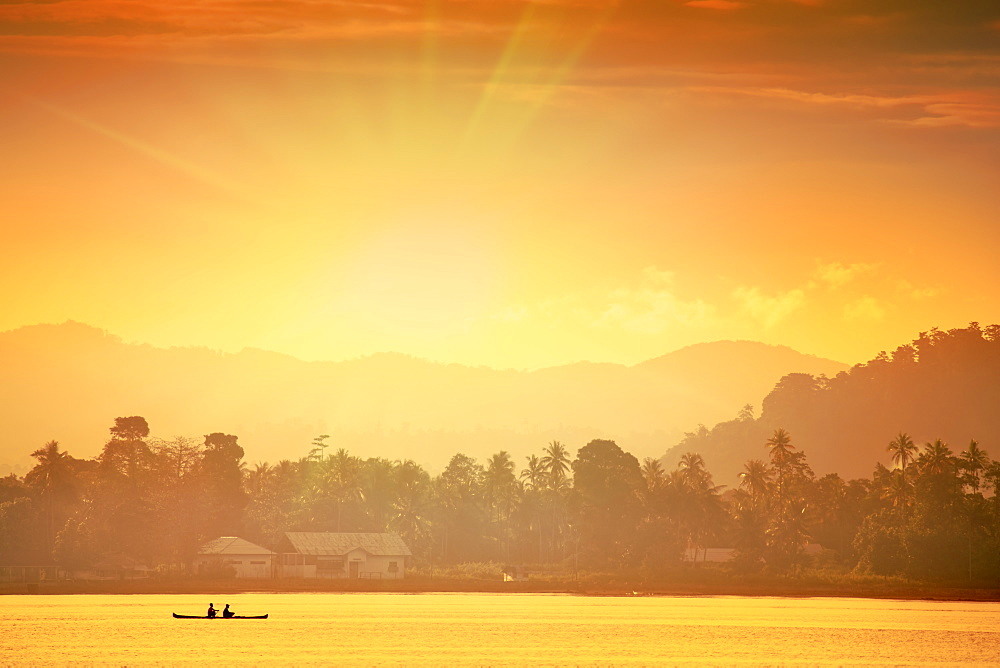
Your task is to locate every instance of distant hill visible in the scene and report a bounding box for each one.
[0,321,847,474]
[661,323,1000,486]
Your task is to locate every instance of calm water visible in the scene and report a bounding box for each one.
[2,592,999,666]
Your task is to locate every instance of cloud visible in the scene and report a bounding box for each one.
[732,286,805,328]
[0,1,457,41]
[895,279,942,301]
[844,296,886,321]
[893,100,1000,128]
[689,85,1000,129]
[596,266,716,334]
[814,261,877,288]
[684,1,747,10]
[489,266,717,335]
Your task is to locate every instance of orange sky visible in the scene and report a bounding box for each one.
[1,0,998,369]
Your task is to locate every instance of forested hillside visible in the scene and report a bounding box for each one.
[663,323,1000,485]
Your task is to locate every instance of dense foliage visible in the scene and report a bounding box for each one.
[3,420,999,585]
[2,324,998,585]
[666,323,1000,482]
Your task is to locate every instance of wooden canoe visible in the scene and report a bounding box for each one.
[172,612,268,619]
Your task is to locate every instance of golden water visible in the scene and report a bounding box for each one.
[3,593,999,666]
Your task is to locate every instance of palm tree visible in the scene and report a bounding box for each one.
[641,458,666,495]
[390,492,430,552]
[887,432,917,480]
[668,455,724,563]
[520,455,546,492]
[886,432,917,512]
[25,440,75,552]
[920,439,955,477]
[766,429,794,462]
[485,452,517,558]
[678,452,709,490]
[882,470,909,514]
[960,440,989,494]
[766,429,795,509]
[323,449,363,531]
[26,440,73,492]
[244,462,273,496]
[738,459,771,510]
[540,441,571,491]
[361,458,396,531]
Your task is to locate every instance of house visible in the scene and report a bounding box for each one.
[196,536,274,578]
[276,532,411,580]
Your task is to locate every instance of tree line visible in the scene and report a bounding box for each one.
[3,414,999,584]
[669,322,1000,483]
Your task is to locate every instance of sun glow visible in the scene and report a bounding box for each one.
[0,0,997,369]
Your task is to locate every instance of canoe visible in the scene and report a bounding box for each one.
[172,613,268,619]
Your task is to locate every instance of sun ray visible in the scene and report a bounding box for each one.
[460,2,543,149]
[24,95,250,199]
[460,3,618,155]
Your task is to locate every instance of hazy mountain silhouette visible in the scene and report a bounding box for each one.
[0,321,846,474]
[661,323,1000,486]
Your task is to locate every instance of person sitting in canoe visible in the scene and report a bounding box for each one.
[207,603,217,618]
[222,604,234,619]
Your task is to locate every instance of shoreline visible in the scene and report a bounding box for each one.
[3,578,998,601]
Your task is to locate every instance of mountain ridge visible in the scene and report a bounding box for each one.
[0,321,848,475]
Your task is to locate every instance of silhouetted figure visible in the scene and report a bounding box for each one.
[207,603,217,618]
[222,604,234,619]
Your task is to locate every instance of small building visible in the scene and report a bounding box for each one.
[277,532,410,580]
[196,537,274,579]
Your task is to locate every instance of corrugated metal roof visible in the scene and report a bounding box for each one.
[198,536,273,556]
[283,532,412,557]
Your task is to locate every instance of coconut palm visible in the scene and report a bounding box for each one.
[26,441,73,494]
[678,452,709,490]
[766,429,795,462]
[738,459,771,510]
[323,449,363,531]
[361,458,396,531]
[887,432,917,479]
[244,462,273,495]
[882,470,909,513]
[766,429,795,508]
[25,440,77,551]
[540,441,571,491]
[960,440,990,494]
[390,491,430,550]
[520,455,546,492]
[641,458,666,495]
[485,452,516,512]
[920,439,955,477]
[886,432,917,512]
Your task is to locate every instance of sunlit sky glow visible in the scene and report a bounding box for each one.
[2,0,998,368]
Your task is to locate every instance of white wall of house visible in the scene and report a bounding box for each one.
[277,554,315,578]
[360,553,405,579]
[198,554,273,578]
[278,550,406,579]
